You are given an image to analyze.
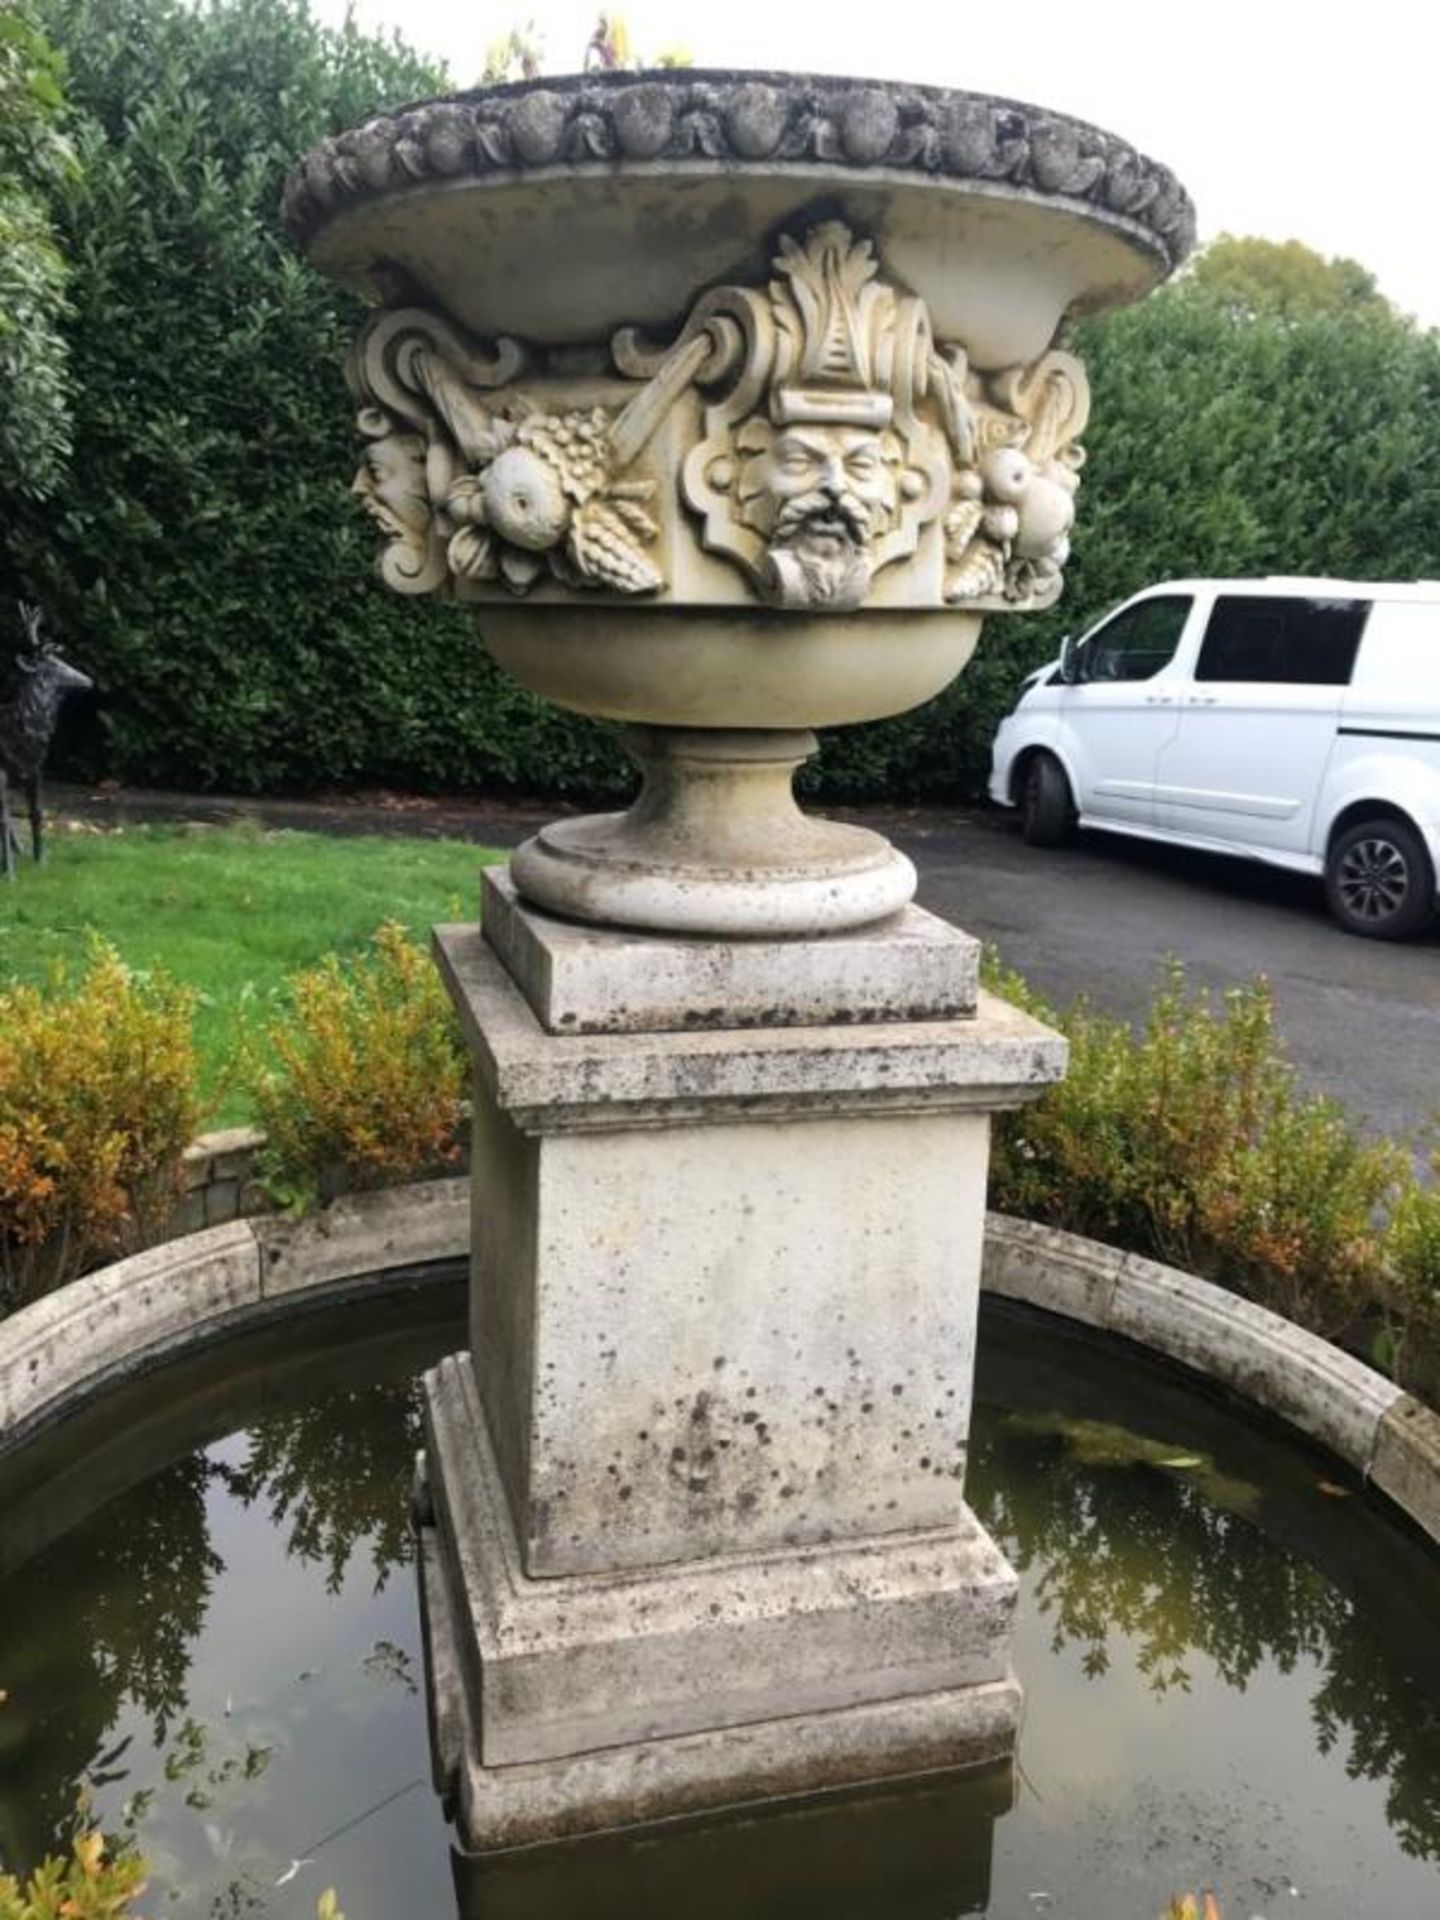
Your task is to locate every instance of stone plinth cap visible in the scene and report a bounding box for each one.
[480,866,979,1034]
[434,922,1065,1132]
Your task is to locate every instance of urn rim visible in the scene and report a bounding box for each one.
[282,67,1195,276]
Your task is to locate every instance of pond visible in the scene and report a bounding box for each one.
[2,1278,1438,1918]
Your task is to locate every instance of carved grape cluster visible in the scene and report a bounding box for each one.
[516,408,612,502]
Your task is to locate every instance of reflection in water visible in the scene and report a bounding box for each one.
[0,1295,1438,1915]
[0,1299,453,1898]
[212,1378,424,1594]
[981,1409,1312,1696]
[971,1308,1440,1873]
[452,1764,1013,1920]
[0,1455,218,1867]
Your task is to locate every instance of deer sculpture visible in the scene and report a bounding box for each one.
[1,603,93,878]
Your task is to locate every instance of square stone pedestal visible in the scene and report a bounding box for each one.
[418,891,1064,1852]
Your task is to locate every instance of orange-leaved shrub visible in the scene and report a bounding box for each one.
[249,922,465,1211]
[0,945,200,1307]
[1386,1144,1440,1313]
[0,1829,148,1920]
[985,956,1404,1339]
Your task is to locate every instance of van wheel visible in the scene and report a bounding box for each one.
[1325,817,1436,940]
[1020,753,1075,848]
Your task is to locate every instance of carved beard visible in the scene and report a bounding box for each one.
[764,493,875,610]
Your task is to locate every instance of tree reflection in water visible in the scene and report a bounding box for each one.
[0,1456,219,1868]
[212,1378,425,1594]
[969,1394,1440,1861]
[0,1352,428,1872]
[3,1297,1440,1899]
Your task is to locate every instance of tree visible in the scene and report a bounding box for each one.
[0,1,77,512]
[4,0,619,797]
[1187,232,1401,325]
[584,11,633,70]
[480,18,542,83]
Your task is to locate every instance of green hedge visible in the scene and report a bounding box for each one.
[0,0,75,517]
[12,0,1440,801]
[13,0,633,799]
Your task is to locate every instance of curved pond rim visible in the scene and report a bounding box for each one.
[1,1187,1437,1554]
[5,1285,1440,1917]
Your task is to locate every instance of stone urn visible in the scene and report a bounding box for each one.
[284,71,1192,934]
[287,74,1190,1857]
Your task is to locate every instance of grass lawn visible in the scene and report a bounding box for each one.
[0,821,501,1124]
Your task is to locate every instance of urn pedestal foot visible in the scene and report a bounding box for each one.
[510,726,915,937]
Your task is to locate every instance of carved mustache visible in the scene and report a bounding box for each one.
[772,491,870,545]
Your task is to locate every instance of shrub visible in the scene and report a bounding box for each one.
[986,957,1404,1337]
[249,921,465,1210]
[0,1828,147,1920]
[1381,1143,1440,1388]
[0,943,200,1304]
[5,0,632,800]
[1389,1169,1440,1307]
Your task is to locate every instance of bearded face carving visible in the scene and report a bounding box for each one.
[733,418,905,610]
[677,223,953,610]
[351,430,447,593]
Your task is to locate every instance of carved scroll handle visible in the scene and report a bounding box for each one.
[347,308,530,597]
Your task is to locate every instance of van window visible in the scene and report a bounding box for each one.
[1195,596,1368,685]
[1078,595,1192,683]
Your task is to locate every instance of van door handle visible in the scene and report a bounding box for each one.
[1144,694,1173,705]
[1187,695,1219,706]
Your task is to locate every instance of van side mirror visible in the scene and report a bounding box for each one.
[1058,633,1081,684]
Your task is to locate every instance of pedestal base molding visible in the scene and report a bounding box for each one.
[417,1353,1021,1852]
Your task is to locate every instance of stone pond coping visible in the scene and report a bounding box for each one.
[1,1195,1437,1552]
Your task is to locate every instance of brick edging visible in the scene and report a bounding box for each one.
[177,1126,270,1233]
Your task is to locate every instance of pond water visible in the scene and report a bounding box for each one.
[2,1278,1438,1919]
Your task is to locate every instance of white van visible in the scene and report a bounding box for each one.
[989,578,1440,938]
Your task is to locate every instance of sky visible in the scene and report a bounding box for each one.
[309,0,1440,326]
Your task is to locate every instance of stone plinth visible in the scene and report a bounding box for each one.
[416,897,1064,1849]
[481,866,979,1034]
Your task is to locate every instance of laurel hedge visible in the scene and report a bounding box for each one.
[10,0,1440,802]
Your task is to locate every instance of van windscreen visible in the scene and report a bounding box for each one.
[1195,597,1368,685]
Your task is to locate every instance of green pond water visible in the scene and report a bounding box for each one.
[2,1279,1438,1919]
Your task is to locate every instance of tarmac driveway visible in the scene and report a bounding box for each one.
[900,807,1440,1147]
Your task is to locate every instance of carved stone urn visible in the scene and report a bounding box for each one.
[287,73,1190,1859]
[285,71,1191,935]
